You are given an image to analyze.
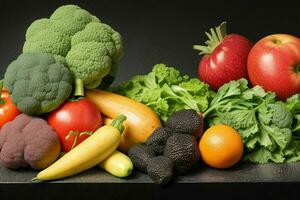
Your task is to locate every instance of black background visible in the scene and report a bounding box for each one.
[0,0,300,83]
[1,0,300,199]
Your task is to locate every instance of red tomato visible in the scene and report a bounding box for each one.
[47,98,102,152]
[0,88,21,127]
[194,22,253,90]
[247,34,300,100]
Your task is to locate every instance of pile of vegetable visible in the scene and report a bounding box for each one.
[0,4,141,180]
[113,22,300,167]
[1,4,300,187]
[114,64,300,165]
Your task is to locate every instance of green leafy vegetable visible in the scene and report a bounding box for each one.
[286,94,300,133]
[110,64,213,122]
[204,79,300,164]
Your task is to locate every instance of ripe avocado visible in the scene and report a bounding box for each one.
[147,156,173,185]
[164,134,200,173]
[146,127,172,155]
[165,109,204,139]
[128,144,156,172]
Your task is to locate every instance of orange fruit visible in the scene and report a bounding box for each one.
[199,124,243,169]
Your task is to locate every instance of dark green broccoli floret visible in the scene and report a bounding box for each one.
[4,53,73,116]
[269,102,293,129]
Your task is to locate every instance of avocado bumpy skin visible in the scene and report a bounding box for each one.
[128,144,156,173]
[23,4,123,89]
[147,156,173,185]
[4,53,73,116]
[146,127,173,155]
[166,109,204,139]
[164,134,200,173]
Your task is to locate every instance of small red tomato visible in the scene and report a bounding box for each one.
[247,34,300,100]
[0,87,21,128]
[47,98,102,152]
[194,22,253,90]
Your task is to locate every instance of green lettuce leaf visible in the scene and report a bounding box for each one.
[244,148,285,164]
[286,94,300,133]
[109,64,213,123]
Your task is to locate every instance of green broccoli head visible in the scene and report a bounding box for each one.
[23,5,123,91]
[269,102,293,129]
[258,101,293,129]
[66,42,111,89]
[4,53,73,116]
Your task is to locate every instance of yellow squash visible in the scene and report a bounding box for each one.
[99,150,133,178]
[33,115,127,181]
[99,118,133,178]
[86,89,161,152]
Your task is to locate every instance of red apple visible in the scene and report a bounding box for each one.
[194,22,253,90]
[247,34,300,100]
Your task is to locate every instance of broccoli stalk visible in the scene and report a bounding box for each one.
[74,78,85,97]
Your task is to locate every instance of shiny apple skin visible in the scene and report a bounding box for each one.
[247,34,300,100]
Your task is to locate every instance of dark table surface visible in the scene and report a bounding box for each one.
[2,161,300,183]
[1,161,300,199]
[1,0,300,199]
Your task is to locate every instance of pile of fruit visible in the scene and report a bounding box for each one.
[1,4,300,186]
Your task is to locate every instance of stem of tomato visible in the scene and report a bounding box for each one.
[193,22,227,55]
